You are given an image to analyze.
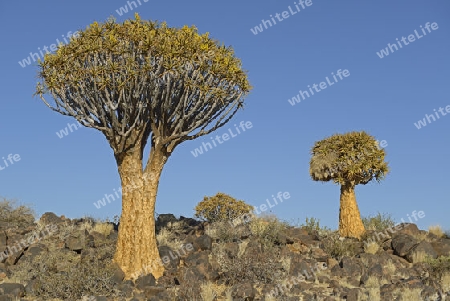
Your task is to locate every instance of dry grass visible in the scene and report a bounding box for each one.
[363,241,379,254]
[384,259,396,274]
[200,282,217,301]
[364,276,382,288]
[93,222,113,236]
[224,288,233,301]
[440,272,450,292]
[411,250,428,263]
[156,227,183,250]
[429,225,445,238]
[395,288,422,301]
[280,256,291,273]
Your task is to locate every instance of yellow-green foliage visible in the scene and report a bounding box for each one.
[35,13,251,97]
[309,131,389,186]
[194,192,253,223]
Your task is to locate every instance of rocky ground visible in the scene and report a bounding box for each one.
[1,211,450,301]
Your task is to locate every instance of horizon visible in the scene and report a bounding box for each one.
[1,0,449,232]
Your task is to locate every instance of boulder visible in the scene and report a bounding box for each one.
[391,234,418,257]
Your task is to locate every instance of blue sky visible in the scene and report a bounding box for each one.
[1,1,449,231]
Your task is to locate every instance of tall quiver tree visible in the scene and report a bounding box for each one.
[35,14,251,279]
[309,131,389,239]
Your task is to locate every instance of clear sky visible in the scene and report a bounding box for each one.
[1,1,449,231]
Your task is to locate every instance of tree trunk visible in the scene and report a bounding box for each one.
[113,145,168,280]
[338,183,365,239]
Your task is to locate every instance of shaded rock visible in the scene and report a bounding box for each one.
[360,263,383,285]
[89,231,108,248]
[431,238,450,257]
[111,263,125,284]
[39,212,64,225]
[406,241,438,263]
[180,266,206,283]
[143,286,165,298]
[135,273,156,290]
[311,247,328,262]
[156,214,178,231]
[0,231,6,247]
[222,242,239,258]
[0,283,25,297]
[392,234,418,257]
[159,246,181,270]
[232,282,256,301]
[193,235,212,251]
[339,256,364,278]
[65,229,88,252]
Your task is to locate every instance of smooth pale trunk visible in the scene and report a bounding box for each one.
[113,146,167,280]
[338,183,365,239]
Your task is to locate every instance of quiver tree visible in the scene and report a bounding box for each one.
[309,131,389,239]
[34,14,251,279]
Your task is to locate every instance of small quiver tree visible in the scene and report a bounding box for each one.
[309,131,389,239]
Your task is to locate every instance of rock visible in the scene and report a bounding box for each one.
[346,288,362,301]
[156,214,178,231]
[180,266,206,283]
[183,251,218,281]
[431,238,450,257]
[158,246,181,270]
[406,241,438,263]
[222,242,239,258]
[311,247,328,262]
[393,223,421,237]
[391,234,419,257]
[232,282,256,300]
[339,256,364,278]
[287,228,320,247]
[0,231,6,247]
[39,212,64,225]
[135,273,156,290]
[89,231,108,248]
[111,263,125,284]
[360,263,383,285]
[65,229,88,252]
[0,283,25,297]
[193,235,212,251]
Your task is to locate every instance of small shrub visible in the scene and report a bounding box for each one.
[249,215,289,249]
[10,242,121,299]
[212,240,283,285]
[194,192,253,223]
[206,220,250,243]
[299,216,332,236]
[425,255,450,279]
[362,212,395,232]
[0,197,36,228]
[321,231,361,261]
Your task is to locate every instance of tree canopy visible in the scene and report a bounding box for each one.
[309,131,389,186]
[35,14,251,158]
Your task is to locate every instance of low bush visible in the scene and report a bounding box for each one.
[320,231,362,261]
[0,197,36,228]
[362,212,395,232]
[194,192,253,223]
